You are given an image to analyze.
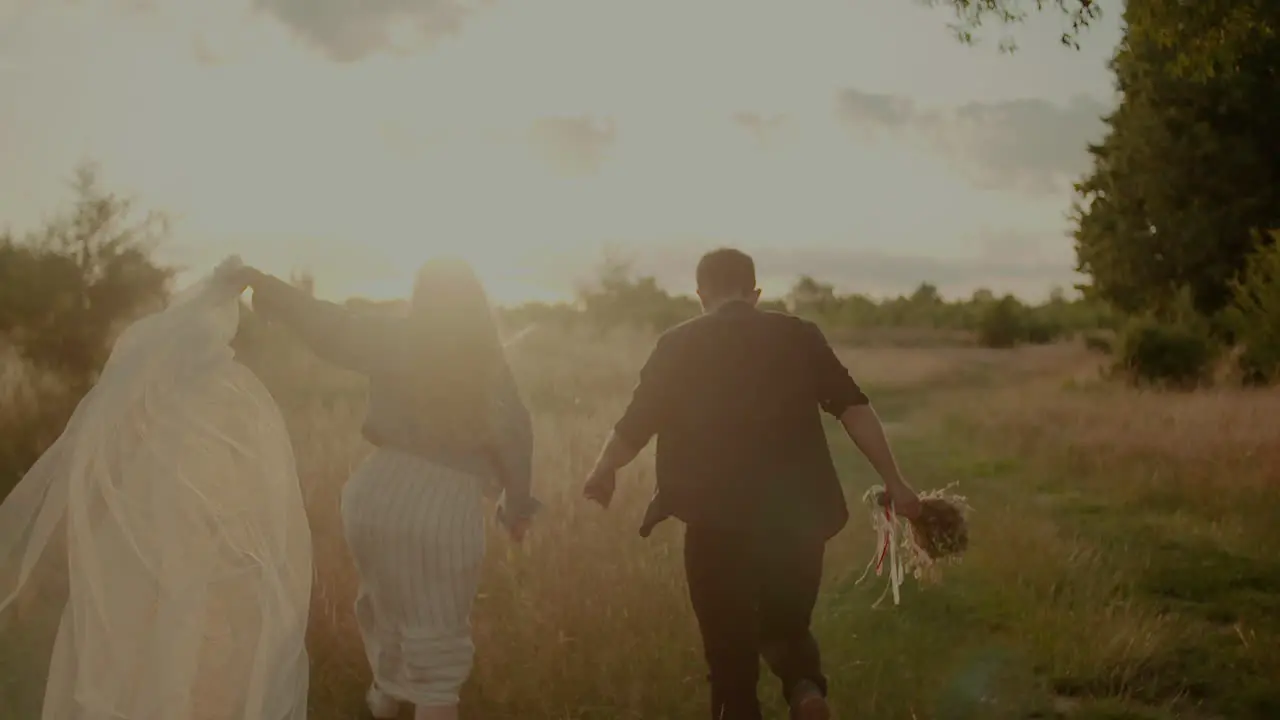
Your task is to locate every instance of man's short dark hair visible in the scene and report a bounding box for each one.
[696,248,756,298]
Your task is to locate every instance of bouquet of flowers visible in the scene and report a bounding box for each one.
[854,483,971,607]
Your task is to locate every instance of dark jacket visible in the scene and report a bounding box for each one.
[613,301,868,541]
[251,275,538,524]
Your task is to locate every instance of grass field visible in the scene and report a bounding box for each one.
[4,329,1280,719]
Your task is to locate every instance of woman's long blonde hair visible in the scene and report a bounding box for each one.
[406,257,504,446]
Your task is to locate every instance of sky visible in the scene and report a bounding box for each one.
[0,0,1123,304]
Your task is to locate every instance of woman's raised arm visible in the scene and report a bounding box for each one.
[248,271,397,375]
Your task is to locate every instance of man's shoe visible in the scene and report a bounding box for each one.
[790,680,832,720]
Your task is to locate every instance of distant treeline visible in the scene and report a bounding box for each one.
[495,260,1115,349]
[331,258,1116,350]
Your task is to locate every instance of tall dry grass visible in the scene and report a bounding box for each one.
[287,327,720,717]
[933,352,1280,717]
[288,335,1222,718]
[0,348,79,496]
[5,330,1280,717]
[970,374,1280,532]
[283,329,1074,717]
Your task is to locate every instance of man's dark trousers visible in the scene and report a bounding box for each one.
[683,522,827,720]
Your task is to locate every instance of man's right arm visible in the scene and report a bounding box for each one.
[584,334,674,506]
[609,333,675,461]
[838,404,910,493]
[801,321,919,514]
[803,320,870,418]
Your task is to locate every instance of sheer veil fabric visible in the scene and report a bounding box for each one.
[0,258,312,720]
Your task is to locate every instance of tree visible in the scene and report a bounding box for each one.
[933,0,1276,82]
[1071,0,1280,329]
[909,282,941,305]
[925,0,1100,50]
[1123,0,1278,81]
[575,254,698,331]
[977,294,1028,348]
[1225,232,1280,383]
[970,288,996,305]
[0,163,175,386]
[786,275,838,317]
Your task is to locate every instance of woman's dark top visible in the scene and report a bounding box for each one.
[251,274,539,525]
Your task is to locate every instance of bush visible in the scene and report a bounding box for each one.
[0,351,80,498]
[1082,332,1114,355]
[576,256,699,332]
[1225,231,1280,385]
[1,165,174,493]
[1115,316,1217,388]
[1024,317,1065,345]
[0,164,174,389]
[976,295,1027,348]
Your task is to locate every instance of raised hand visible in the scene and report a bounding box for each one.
[213,256,247,291]
[213,257,265,294]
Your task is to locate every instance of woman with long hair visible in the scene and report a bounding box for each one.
[240,257,539,720]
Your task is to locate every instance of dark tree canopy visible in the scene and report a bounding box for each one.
[1069,0,1280,324]
[937,0,1276,81]
[927,0,1101,50]
[0,164,175,385]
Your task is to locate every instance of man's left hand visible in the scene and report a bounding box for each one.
[583,467,617,509]
[879,479,922,520]
[505,516,531,543]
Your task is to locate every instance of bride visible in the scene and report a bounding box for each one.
[0,258,312,720]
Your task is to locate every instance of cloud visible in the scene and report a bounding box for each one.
[191,33,222,65]
[835,88,1110,196]
[527,116,616,177]
[378,121,436,158]
[835,90,915,128]
[253,0,472,62]
[732,112,788,145]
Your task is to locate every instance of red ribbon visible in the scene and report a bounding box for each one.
[874,505,892,574]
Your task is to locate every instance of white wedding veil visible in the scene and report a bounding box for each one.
[0,257,312,720]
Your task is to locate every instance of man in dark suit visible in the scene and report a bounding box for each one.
[583,248,922,720]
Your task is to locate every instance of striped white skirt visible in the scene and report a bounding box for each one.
[341,449,487,708]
